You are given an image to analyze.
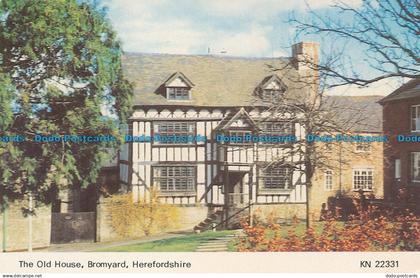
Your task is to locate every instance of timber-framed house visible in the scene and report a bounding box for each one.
[119,42,319,230]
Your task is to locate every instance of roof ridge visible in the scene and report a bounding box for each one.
[379,78,420,103]
[123,52,291,61]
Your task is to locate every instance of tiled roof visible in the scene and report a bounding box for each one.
[325,95,383,132]
[379,78,420,103]
[122,53,302,107]
[122,52,382,132]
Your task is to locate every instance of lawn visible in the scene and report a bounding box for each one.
[95,223,331,252]
[96,230,237,252]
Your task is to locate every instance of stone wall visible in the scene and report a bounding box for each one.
[0,201,51,251]
[310,136,384,221]
[96,197,208,242]
[252,203,307,222]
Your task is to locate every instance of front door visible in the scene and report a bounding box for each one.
[227,172,246,206]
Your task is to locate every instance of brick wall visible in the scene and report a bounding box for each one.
[0,201,51,251]
[382,98,420,204]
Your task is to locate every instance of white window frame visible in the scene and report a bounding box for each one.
[352,168,374,191]
[324,170,333,191]
[395,158,401,181]
[153,165,196,194]
[257,121,295,145]
[261,121,294,136]
[262,89,282,102]
[227,129,253,145]
[153,122,195,145]
[166,87,191,101]
[355,142,372,153]
[410,152,420,183]
[411,105,420,132]
[259,164,292,191]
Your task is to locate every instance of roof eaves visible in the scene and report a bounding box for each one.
[378,78,420,104]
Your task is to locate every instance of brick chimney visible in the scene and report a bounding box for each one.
[292,42,320,102]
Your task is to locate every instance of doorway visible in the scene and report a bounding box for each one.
[226,171,247,206]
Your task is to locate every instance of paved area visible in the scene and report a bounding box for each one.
[36,230,192,252]
[195,233,239,252]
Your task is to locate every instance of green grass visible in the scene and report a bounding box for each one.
[96,230,237,252]
[96,222,335,252]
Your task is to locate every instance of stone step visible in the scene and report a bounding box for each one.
[197,247,228,251]
[197,245,227,248]
[204,241,231,245]
[199,243,228,247]
[195,233,238,252]
[196,249,228,252]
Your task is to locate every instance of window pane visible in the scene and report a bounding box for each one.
[395,159,401,179]
[260,165,292,190]
[353,169,373,191]
[154,122,195,144]
[411,152,420,182]
[325,170,333,190]
[153,166,195,193]
[411,106,420,131]
[167,87,189,100]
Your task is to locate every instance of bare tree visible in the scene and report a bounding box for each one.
[254,55,378,227]
[289,0,419,88]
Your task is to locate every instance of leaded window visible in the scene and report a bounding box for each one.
[355,142,372,152]
[262,121,294,135]
[167,87,190,100]
[153,166,195,193]
[325,170,333,191]
[262,89,282,102]
[259,164,292,190]
[352,168,373,191]
[153,122,195,144]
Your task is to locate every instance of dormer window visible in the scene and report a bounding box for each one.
[258,75,287,103]
[167,87,190,100]
[262,89,283,102]
[163,72,194,101]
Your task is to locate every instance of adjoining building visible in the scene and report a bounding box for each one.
[310,96,384,220]
[379,78,420,212]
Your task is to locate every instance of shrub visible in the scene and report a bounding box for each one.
[237,196,420,251]
[108,189,180,238]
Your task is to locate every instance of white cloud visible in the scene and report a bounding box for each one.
[100,0,360,58]
[208,26,273,57]
[119,20,205,54]
[119,20,282,57]
[103,0,361,57]
[198,0,362,17]
[103,0,285,57]
[325,77,407,96]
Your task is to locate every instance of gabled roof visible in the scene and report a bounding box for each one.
[164,71,195,87]
[325,95,383,132]
[216,107,260,131]
[122,53,303,107]
[259,74,288,91]
[379,78,420,104]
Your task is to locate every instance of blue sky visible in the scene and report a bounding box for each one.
[100,0,404,96]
